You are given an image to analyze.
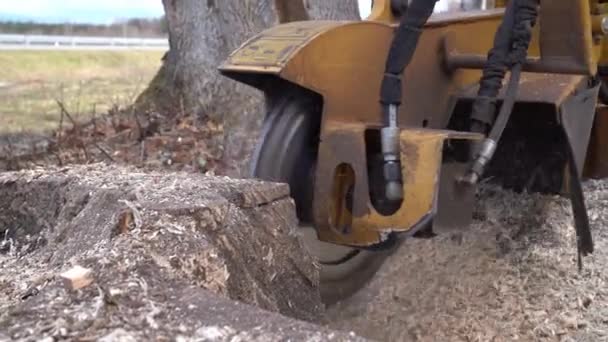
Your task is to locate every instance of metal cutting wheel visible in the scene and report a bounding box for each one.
[251,91,401,304]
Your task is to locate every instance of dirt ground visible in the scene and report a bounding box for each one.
[327,182,608,341]
[0,165,345,340]
[2,121,608,341]
[1,97,607,340]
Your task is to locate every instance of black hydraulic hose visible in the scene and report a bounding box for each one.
[487,0,538,142]
[464,65,523,184]
[469,1,517,133]
[487,64,522,141]
[462,0,538,184]
[380,0,439,106]
[493,0,593,269]
[378,0,438,202]
[320,249,361,266]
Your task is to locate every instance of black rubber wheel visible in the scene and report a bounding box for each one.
[251,92,401,304]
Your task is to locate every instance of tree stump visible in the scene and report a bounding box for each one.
[0,164,363,340]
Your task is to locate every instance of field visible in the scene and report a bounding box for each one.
[0,50,164,133]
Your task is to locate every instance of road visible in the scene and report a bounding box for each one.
[0,34,168,51]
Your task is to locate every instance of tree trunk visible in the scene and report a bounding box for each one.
[137,0,361,177]
[305,0,361,20]
[0,164,337,338]
[137,0,277,120]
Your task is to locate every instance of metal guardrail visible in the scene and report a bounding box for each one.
[0,34,169,50]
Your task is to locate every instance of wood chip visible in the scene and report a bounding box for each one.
[59,265,94,290]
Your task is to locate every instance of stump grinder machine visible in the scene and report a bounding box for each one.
[220,0,608,302]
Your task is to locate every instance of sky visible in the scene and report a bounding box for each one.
[0,0,166,24]
[0,0,375,24]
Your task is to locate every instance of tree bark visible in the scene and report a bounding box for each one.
[0,164,326,330]
[305,0,361,20]
[275,0,310,22]
[137,0,360,177]
[137,0,276,120]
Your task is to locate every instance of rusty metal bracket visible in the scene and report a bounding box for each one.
[559,81,599,268]
[559,83,600,175]
[314,126,483,247]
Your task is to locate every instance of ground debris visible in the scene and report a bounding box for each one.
[59,265,94,290]
[328,181,608,342]
[0,109,226,175]
[0,165,365,341]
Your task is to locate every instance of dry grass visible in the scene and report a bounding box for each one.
[0,50,163,133]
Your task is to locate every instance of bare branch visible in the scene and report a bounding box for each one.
[140,140,147,164]
[52,150,64,166]
[93,142,115,162]
[58,105,65,145]
[55,100,78,128]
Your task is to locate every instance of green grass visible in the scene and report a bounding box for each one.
[0,50,164,133]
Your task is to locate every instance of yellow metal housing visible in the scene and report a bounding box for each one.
[219,1,608,246]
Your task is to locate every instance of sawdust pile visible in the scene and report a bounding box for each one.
[0,165,358,341]
[2,109,608,341]
[328,182,608,341]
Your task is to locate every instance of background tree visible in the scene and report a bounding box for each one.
[137,0,361,176]
[306,0,362,20]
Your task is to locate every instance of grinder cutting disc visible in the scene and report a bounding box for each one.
[251,92,400,304]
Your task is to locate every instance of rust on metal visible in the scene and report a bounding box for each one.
[220,0,608,247]
[219,21,342,73]
[445,53,594,75]
[584,106,608,179]
[457,73,586,105]
[539,0,597,76]
[314,127,482,247]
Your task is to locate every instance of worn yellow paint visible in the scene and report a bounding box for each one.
[220,21,342,73]
[366,0,397,22]
[317,128,483,247]
[219,0,608,247]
